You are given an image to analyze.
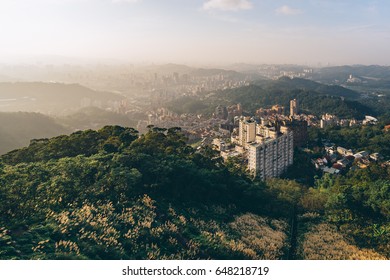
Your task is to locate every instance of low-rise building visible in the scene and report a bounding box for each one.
[354,151,369,159]
[212,138,228,151]
[337,146,353,156]
[370,153,382,161]
[323,167,340,175]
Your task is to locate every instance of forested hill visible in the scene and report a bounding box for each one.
[0,112,69,155]
[214,83,372,118]
[0,126,389,260]
[0,126,295,259]
[255,76,360,99]
[0,109,138,155]
[168,77,373,118]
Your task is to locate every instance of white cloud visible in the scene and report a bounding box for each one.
[275,5,303,15]
[112,0,142,3]
[203,0,253,11]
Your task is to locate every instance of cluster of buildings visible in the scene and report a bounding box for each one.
[211,99,309,180]
[313,142,384,175]
[319,114,378,128]
[141,107,229,140]
[149,72,250,93]
[215,103,243,121]
[145,95,386,181]
[149,73,250,109]
[254,65,314,80]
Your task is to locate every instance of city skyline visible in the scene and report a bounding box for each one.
[1,0,390,65]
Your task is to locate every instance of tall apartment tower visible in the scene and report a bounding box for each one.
[290,99,299,116]
[248,126,293,179]
[238,118,256,147]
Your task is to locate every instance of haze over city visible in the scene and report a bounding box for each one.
[1,0,389,66]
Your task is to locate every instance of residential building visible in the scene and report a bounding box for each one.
[337,146,353,156]
[281,118,308,147]
[248,124,293,179]
[238,117,256,147]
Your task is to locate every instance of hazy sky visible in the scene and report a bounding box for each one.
[1,0,389,65]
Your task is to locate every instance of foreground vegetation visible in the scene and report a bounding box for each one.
[0,126,388,259]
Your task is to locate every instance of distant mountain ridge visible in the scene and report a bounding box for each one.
[310,65,390,86]
[0,82,123,115]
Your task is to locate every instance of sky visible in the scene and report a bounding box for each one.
[0,0,389,66]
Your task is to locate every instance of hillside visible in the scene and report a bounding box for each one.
[57,107,137,131]
[255,77,360,99]
[214,83,371,118]
[0,126,294,259]
[0,82,123,115]
[0,112,69,155]
[169,77,373,119]
[0,107,139,155]
[0,126,388,260]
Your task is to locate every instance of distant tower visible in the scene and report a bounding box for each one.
[290,99,299,116]
[237,103,243,115]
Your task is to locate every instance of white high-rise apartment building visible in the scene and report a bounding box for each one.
[248,125,293,179]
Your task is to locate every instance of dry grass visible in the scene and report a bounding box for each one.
[301,223,387,260]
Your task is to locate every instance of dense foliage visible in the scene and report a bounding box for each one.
[0,126,293,259]
[0,126,388,259]
[308,121,390,158]
[296,166,390,259]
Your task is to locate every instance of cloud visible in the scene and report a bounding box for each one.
[275,5,303,15]
[203,0,253,11]
[112,0,142,3]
